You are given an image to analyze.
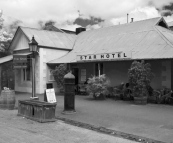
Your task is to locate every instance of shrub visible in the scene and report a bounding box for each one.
[52,64,69,89]
[128,60,154,97]
[86,74,110,98]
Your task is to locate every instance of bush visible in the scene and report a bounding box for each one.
[128,60,154,97]
[52,64,69,89]
[86,74,110,98]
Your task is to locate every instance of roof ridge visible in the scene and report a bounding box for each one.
[20,26,76,36]
[82,17,161,34]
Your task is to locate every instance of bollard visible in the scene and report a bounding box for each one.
[62,72,76,114]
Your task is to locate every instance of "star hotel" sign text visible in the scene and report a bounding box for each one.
[77,51,132,62]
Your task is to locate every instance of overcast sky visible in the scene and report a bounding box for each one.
[1,0,173,32]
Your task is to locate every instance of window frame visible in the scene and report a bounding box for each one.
[22,56,32,82]
[48,69,55,82]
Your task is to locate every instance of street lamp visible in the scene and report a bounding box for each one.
[28,36,38,100]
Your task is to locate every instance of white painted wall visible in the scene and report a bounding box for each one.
[39,48,69,94]
[12,30,29,51]
[11,28,70,94]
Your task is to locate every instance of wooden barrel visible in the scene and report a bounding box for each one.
[0,90,15,110]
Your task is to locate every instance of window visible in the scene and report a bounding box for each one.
[81,69,86,82]
[22,57,32,81]
[48,69,55,81]
[95,63,103,76]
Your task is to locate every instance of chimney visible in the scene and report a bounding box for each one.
[127,13,129,23]
[76,27,86,35]
[131,18,134,23]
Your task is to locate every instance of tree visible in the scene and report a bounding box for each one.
[0,10,13,57]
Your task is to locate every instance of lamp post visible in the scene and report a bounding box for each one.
[28,36,38,100]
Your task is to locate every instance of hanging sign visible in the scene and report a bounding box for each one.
[13,55,30,69]
[13,64,27,69]
[13,55,27,63]
[46,88,56,103]
[76,51,132,62]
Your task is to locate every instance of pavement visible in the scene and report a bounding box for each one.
[14,92,173,143]
[0,110,136,143]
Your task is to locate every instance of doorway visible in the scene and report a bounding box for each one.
[72,68,79,85]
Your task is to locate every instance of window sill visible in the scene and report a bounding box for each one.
[22,80,31,83]
[48,80,56,82]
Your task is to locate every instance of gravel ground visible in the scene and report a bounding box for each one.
[0,109,138,143]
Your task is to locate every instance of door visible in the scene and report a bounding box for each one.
[72,68,79,85]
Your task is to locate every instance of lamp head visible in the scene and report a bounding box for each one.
[29,36,38,52]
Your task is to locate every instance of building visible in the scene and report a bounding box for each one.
[48,17,173,91]
[1,17,173,94]
[0,26,76,93]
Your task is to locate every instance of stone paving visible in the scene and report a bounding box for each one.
[0,109,137,143]
[55,96,173,143]
[14,92,173,143]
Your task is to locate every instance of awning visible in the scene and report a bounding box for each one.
[0,53,32,65]
[0,55,13,64]
[13,52,32,56]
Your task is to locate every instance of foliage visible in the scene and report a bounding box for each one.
[128,60,154,97]
[86,74,110,97]
[1,61,15,90]
[52,64,69,88]
[0,10,13,55]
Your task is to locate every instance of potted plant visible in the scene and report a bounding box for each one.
[52,64,69,93]
[86,74,110,100]
[128,60,154,105]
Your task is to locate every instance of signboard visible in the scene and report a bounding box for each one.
[13,55,30,69]
[13,65,27,69]
[46,88,56,103]
[13,55,27,63]
[76,51,132,62]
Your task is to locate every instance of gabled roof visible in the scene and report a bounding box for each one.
[21,27,77,49]
[10,26,77,51]
[48,17,173,64]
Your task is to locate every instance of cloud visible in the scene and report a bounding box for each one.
[0,0,173,31]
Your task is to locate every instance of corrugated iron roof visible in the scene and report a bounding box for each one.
[168,21,173,27]
[48,17,173,64]
[20,27,76,50]
[13,52,32,56]
[0,55,13,64]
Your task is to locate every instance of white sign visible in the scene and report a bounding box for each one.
[46,89,56,103]
[76,51,131,62]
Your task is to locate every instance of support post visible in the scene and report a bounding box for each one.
[98,63,100,77]
[0,66,1,92]
[30,53,38,100]
[32,57,35,97]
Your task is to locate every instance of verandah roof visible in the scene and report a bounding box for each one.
[48,17,173,64]
[0,55,13,64]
